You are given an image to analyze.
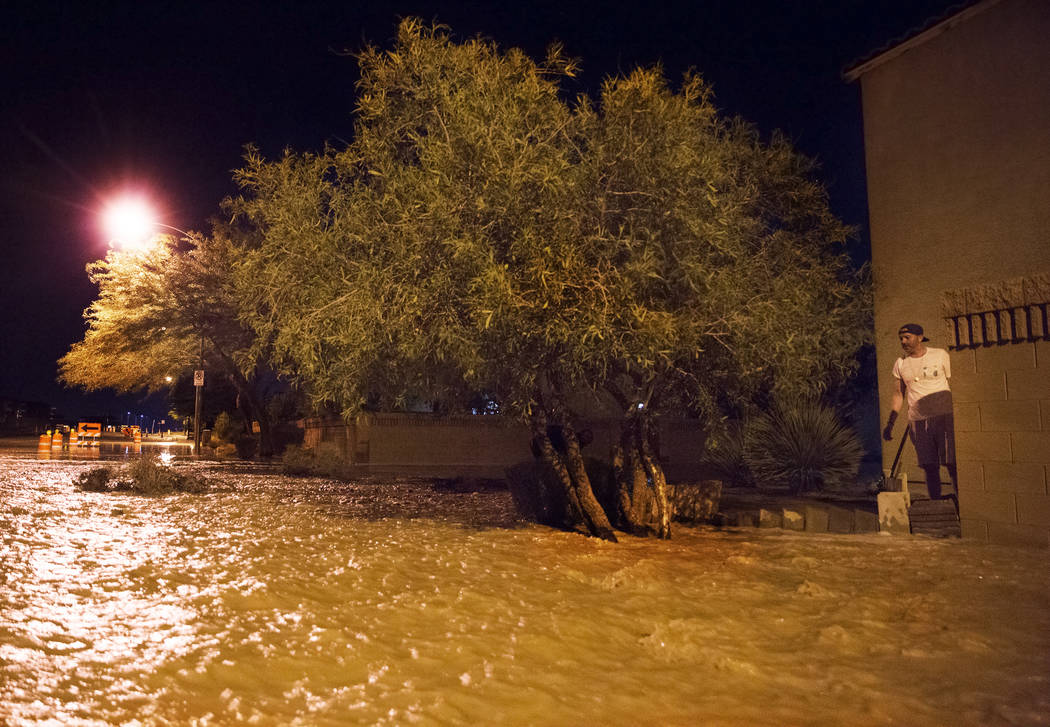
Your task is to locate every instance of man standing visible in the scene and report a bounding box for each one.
[882,323,959,511]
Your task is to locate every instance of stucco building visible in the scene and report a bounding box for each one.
[846,0,1050,546]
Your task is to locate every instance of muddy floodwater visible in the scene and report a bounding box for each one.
[1,455,1048,726]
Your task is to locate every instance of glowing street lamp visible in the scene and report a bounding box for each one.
[102,196,190,250]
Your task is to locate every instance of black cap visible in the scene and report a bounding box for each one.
[898,323,930,342]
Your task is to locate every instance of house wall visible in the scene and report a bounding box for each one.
[856,0,1050,545]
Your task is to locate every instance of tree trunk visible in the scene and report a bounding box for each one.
[639,415,672,539]
[530,411,618,542]
[611,424,653,535]
[612,413,672,538]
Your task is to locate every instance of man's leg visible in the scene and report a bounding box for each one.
[945,463,959,516]
[922,465,943,500]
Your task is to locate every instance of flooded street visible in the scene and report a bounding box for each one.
[1,455,1048,726]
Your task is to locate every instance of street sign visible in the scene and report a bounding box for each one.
[194,370,205,387]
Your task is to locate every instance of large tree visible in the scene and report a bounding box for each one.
[60,231,281,455]
[231,19,870,539]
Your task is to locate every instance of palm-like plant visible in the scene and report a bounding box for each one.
[745,401,862,494]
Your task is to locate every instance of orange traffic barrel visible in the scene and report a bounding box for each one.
[134,429,142,444]
[69,428,79,445]
[51,430,63,447]
[38,432,51,448]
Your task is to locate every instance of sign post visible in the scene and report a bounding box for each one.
[193,335,205,453]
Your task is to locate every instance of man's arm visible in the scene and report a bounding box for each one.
[883,378,905,441]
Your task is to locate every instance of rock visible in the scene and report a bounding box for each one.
[758,508,782,528]
[669,480,723,523]
[782,509,804,531]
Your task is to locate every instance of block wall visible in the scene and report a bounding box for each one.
[951,338,1050,546]
[301,413,708,480]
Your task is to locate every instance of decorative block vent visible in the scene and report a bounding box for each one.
[942,273,1050,349]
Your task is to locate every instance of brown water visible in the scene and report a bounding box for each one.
[1,458,1048,726]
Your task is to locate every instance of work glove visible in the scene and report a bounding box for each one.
[882,411,898,441]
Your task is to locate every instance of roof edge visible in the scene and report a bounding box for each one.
[843,0,1004,82]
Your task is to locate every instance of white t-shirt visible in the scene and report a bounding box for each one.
[892,347,952,420]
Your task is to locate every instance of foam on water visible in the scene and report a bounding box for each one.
[1,458,1048,726]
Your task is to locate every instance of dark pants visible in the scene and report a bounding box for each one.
[910,414,958,504]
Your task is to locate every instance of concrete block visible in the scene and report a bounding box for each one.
[1011,432,1050,463]
[854,509,880,533]
[955,431,1013,463]
[733,511,758,528]
[954,402,981,432]
[758,508,783,528]
[878,492,911,534]
[975,343,1036,373]
[979,400,1042,432]
[827,506,854,534]
[986,521,1049,549]
[1036,339,1050,365]
[1029,310,1048,340]
[958,489,1017,524]
[983,462,1047,494]
[960,518,988,541]
[951,348,977,374]
[955,461,984,492]
[1006,368,1050,400]
[781,509,804,531]
[803,506,829,533]
[1016,493,1050,528]
[950,371,1007,403]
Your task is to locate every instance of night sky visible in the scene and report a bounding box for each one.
[1,0,962,419]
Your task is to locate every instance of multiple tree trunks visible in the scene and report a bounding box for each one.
[507,405,682,541]
[611,414,671,538]
[528,411,618,542]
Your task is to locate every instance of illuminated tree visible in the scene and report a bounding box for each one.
[232,19,870,538]
[59,231,280,455]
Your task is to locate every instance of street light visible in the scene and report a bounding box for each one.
[102,195,205,454]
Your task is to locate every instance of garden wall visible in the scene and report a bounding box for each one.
[300,413,708,479]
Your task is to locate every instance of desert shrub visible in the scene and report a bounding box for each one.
[74,459,209,495]
[745,401,862,494]
[280,444,314,475]
[75,466,116,492]
[213,411,237,442]
[280,442,351,479]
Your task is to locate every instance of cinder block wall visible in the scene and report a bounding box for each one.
[300,413,707,480]
[953,339,1050,546]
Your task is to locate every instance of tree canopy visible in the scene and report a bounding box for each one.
[229,19,870,538]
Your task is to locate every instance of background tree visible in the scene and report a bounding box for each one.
[59,231,281,455]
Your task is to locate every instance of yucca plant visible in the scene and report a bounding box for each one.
[745,401,862,494]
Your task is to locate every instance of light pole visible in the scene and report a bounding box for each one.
[102,195,204,453]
